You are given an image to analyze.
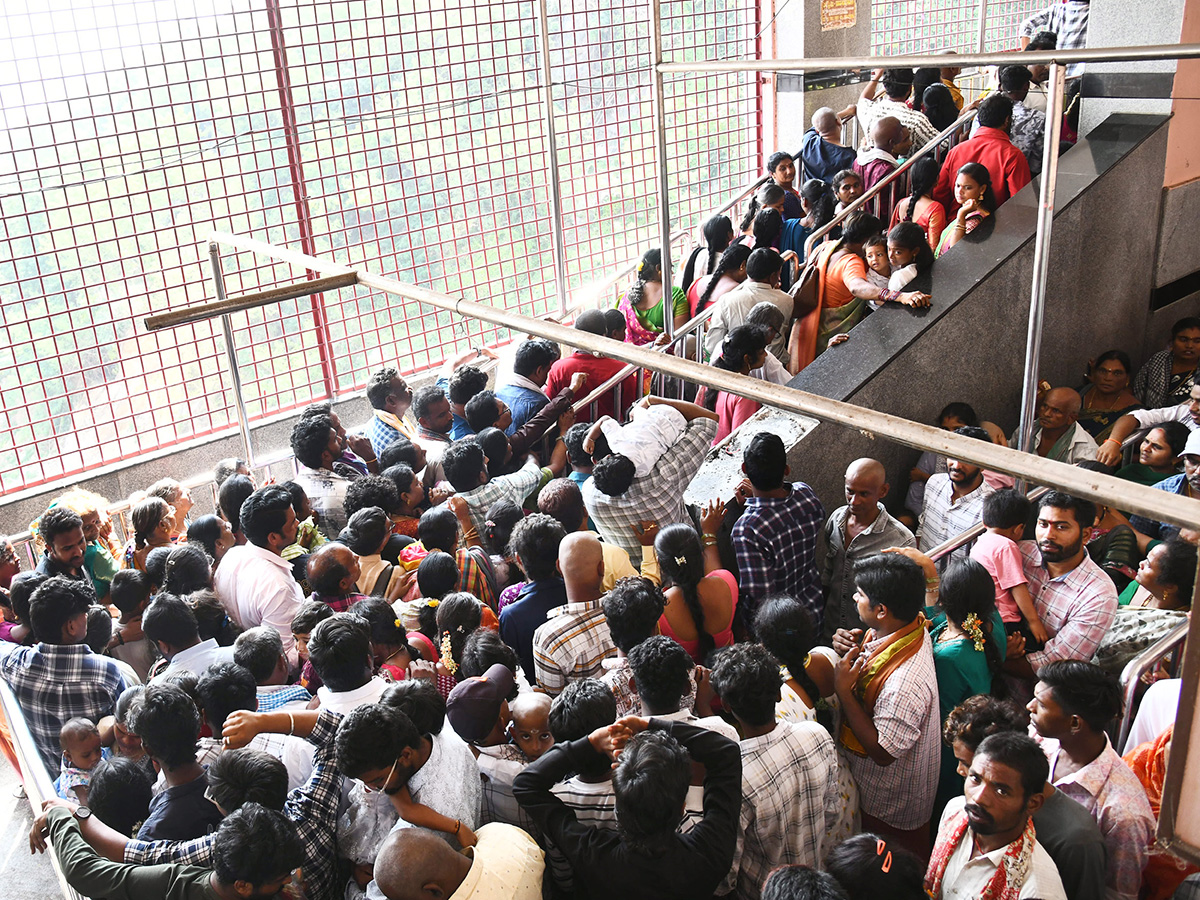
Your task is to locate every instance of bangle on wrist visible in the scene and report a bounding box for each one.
[1103,438,1121,446]
[287,712,295,736]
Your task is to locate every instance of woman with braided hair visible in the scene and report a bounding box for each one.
[679,214,734,294]
[654,520,738,664]
[122,497,175,572]
[688,242,750,318]
[615,247,688,346]
[889,155,946,250]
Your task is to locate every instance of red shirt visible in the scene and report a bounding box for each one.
[933,126,1032,215]
[546,351,638,423]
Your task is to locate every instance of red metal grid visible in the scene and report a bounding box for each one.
[872,0,1046,56]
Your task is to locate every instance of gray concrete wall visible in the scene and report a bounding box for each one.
[759,115,1169,519]
[1156,176,1200,287]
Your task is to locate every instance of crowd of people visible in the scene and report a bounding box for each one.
[2,6,1195,900]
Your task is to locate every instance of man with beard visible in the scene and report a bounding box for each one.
[1003,493,1117,682]
[920,426,994,572]
[925,732,1067,899]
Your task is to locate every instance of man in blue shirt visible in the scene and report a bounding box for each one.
[800,107,856,184]
[495,339,560,435]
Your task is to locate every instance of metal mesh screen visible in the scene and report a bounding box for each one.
[871,0,1045,56]
[0,0,760,497]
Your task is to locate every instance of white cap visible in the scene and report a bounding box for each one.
[1183,429,1200,459]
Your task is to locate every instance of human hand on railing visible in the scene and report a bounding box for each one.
[871,68,885,81]
[700,500,726,535]
[568,372,589,395]
[832,628,863,656]
[827,334,850,349]
[1005,633,1027,661]
[1096,440,1123,468]
[898,291,931,308]
[29,799,77,854]
[558,408,576,435]
[653,331,672,347]
[632,521,659,547]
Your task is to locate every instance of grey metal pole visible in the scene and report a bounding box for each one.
[1016,62,1066,464]
[208,244,256,466]
[976,0,988,53]
[535,0,570,319]
[648,0,674,340]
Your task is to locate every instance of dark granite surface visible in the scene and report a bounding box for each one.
[789,113,1170,403]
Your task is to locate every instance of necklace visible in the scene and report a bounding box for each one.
[1085,389,1122,411]
[383,648,407,665]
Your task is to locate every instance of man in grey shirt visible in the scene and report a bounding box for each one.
[822,458,915,640]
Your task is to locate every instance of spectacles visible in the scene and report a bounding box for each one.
[360,756,400,794]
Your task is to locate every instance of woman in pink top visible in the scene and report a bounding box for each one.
[705,324,769,444]
[653,514,738,664]
[688,243,750,318]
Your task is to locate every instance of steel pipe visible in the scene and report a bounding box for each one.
[144,273,359,330]
[208,245,256,467]
[648,0,675,340]
[535,0,570,318]
[198,231,1200,530]
[1016,63,1066,463]
[656,43,1200,74]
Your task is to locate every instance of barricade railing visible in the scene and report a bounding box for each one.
[1119,623,1189,753]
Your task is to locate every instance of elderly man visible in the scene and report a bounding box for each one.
[365,366,417,457]
[1011,387,1098,465]
[800,107,856,183]
[856,67,939,152]
[373,824,544,900]
[853,116,910,222]
[533,532,617,696]
[823,458,916,639]
[934,94,1032,215]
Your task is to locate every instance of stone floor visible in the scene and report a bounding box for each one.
[0,755,64,899]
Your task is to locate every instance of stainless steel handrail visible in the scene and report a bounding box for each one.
[1118,622,1189,753]
[925,485,1050,562]
[0,680,85,900]
[803,106,978,260]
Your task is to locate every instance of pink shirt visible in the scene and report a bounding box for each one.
[969,531,1028,623]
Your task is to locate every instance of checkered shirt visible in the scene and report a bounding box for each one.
[919,474,990,572]
[1019,542,1119,669]
[124,710,344,900]
[0,642,127,772]
[1021,2,1090,74]
[477,743,536,832]
[365,413,402,458]
[532,601,618,695]
[732,482,826,625]
[857,95,940,152]
[257,684,313,711]
[582,418,719,558]
[460,457,546,536]
[844,628,941,830]
[723,722,841,900]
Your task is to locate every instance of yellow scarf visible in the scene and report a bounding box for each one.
[839,614,927,757]
[375,409,417,440]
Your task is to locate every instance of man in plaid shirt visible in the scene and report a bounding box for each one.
[0,575,126,771]
[711,643,841,900]
[1021,1,1090,76]
[731,432,826,628]
[1005,492,1118,681]
[582,397,719,559]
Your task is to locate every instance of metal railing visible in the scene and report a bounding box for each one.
[1118,623,1190,753]
[803,105,978,260]
[0,681,85,900]
[925,486,1050,562]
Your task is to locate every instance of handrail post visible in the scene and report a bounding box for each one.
[648,0,674,340]
[535,0,570,319]
[209,244,256,467]
[976,0,988,53]
[1015,62,1065,470]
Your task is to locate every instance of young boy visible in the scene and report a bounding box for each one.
[507,692,554,762]
[56,717,109,803]
[291,600,333,691]
[970,488,1050,645]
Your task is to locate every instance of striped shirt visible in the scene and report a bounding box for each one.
[532,601,617,696]
[920,474,991,572]
[724,722,841,900]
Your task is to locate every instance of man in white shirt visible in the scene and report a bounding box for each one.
[927,732,1067,900]
[704,249,794,365]
[141,593,234,678]
[214,485,305,665]
[306,614,389,715]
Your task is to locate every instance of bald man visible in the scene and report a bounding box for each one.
[821,458,916,639]
[305,542,368,612]
[853,116,910,221]
[801,106,856,184]
[537,477,661,591]
[531,531,617,695]
[374,821,545,900]
[1010,387,1099,465]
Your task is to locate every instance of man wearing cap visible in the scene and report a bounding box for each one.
[447,663,534,830]
[546,310,638,424]
[1128,429,1200,549]
[533,532,618,696]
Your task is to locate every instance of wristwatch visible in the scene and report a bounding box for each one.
[74,806,91,821]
